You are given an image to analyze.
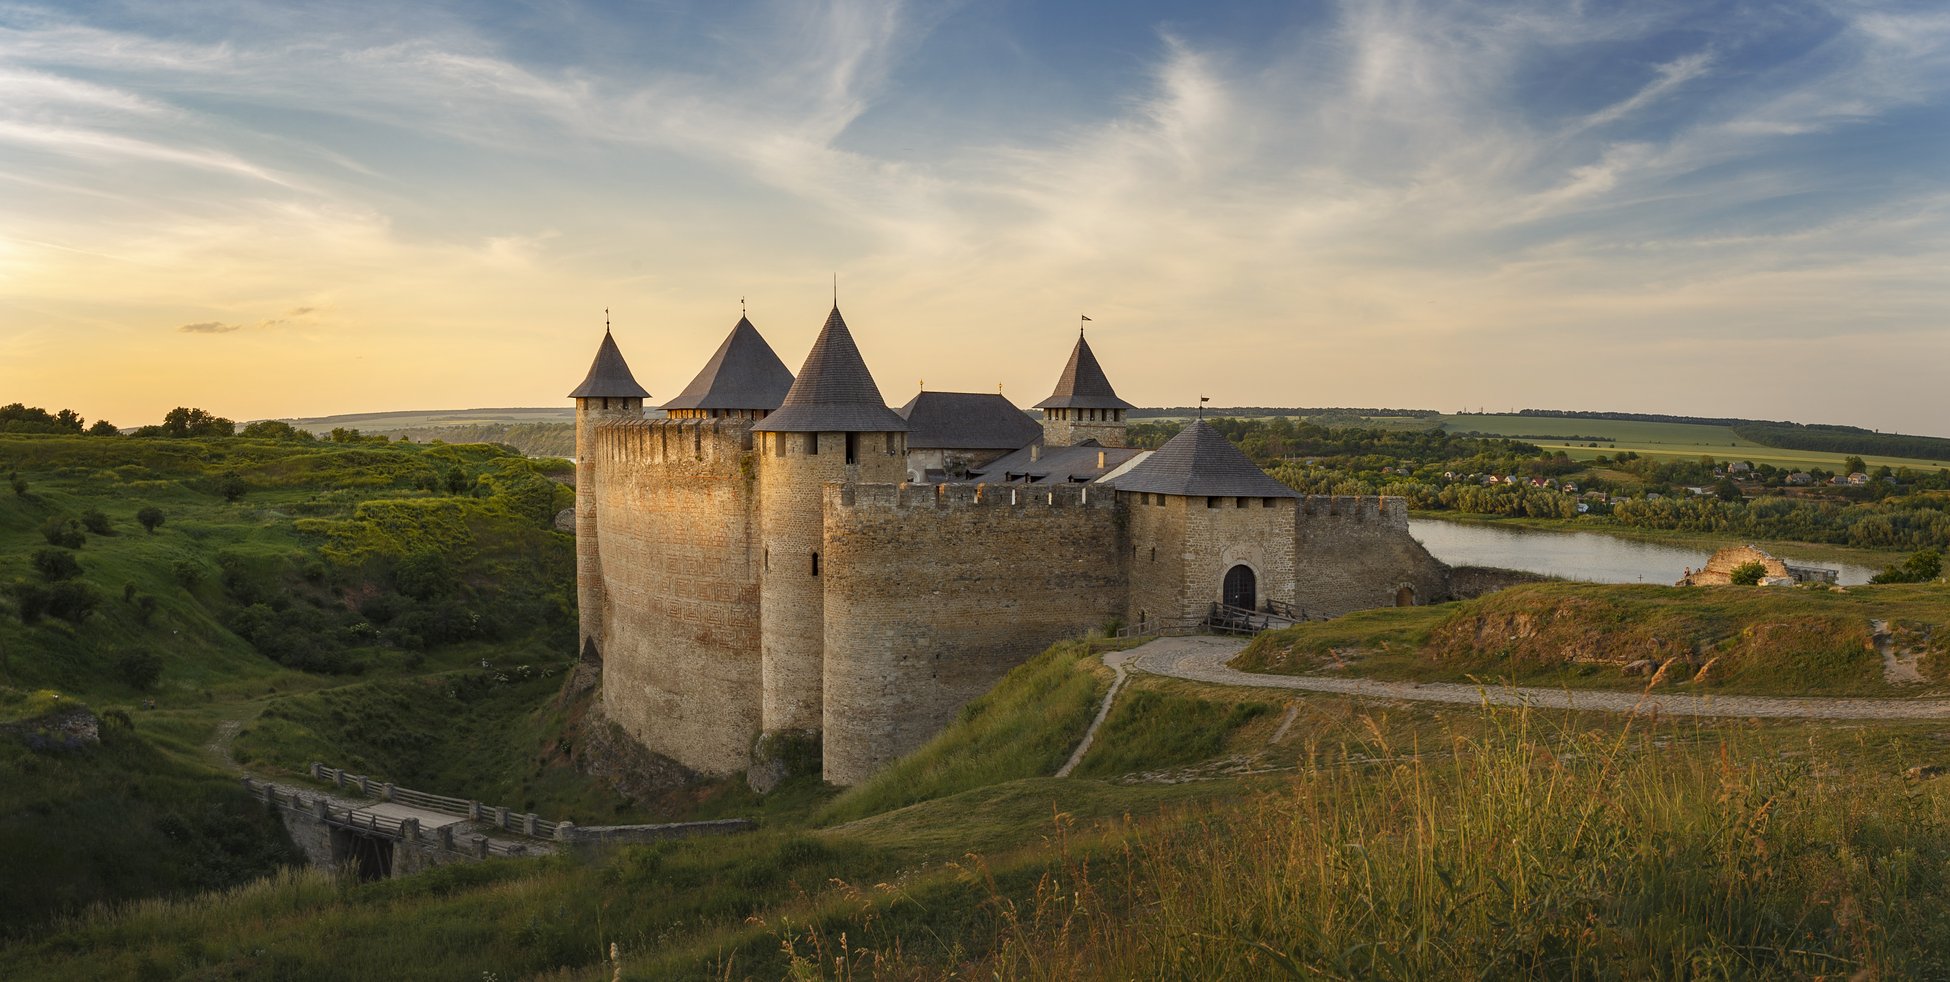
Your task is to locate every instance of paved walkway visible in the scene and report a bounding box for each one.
[1125,636,1950,721]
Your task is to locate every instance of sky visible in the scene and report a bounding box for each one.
[2,0,1947,434]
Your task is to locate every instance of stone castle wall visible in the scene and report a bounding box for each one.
[1679,545,1791,586]
[756,431,908,744]
[1293,495,1449,616]
[819,482,1125,785]
[1126,494,1190,625]
[592,417,764,775]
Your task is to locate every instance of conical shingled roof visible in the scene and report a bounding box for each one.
[1104,420,1298,498]
[751,307,908,433]
[1034,331,1135,410]
[567,330,650,399]
[661,316,795,412]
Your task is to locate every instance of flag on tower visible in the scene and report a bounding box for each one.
[1081,315,1091,321]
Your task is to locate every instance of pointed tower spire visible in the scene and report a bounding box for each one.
[1034,330,1133,412]
[661,314,794,416]
[568,324,649,399]
[752,307,907,433]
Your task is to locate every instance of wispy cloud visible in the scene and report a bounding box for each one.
[178,320,239,334]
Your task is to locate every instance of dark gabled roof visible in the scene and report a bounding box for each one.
[661,316,794,411]
[897,391,1042,450]
[568,330,650,399]
[967,440,1147,485]
[1103,420,1298,498]
[752,307,907,433]
[1034,331,1135,410]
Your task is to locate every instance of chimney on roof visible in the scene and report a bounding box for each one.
[1030,444,1041,462]
[1097,450,1106,468]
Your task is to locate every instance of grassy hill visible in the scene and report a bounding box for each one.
[0,431,598,930]
[10,584,1950,977]
[1437,413,1950,470]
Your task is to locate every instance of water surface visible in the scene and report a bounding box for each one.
[1409,519,1878,586]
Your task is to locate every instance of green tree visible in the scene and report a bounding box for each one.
[31,549,81,582]
[80,508,113,535]
[136,506,165,534]
[8,582,50,623]
[8,475,24,497]
[1871,549,1944,584]
[157,407,236,438]
[1729,561,1768,586]
[1713,478,1742,502]
[240,419,314,441]
[85,419,119,436]
[40,517,85,548]
[1844,455,1867,475]
[215,472,247,502]
[45,581,99,623]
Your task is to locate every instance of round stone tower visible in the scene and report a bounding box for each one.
[748,306,907,789]
[567,325,649,661]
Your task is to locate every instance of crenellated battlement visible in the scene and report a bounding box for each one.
[829,481,1118,512]
[593,416,755,466]
[1297,494,1408,527]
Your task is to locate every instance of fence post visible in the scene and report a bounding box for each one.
[494,806,509,830]
[309,762,322,781]
[313,797,330,822]
[332,768,345,789]
[472,835,489,859]
[382,782,396,803]
[468,800,482,821]
[523,813,538,837]
[554,821,577,843]
[359,775,373,797]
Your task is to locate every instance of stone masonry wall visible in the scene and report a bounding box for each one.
[1184,495,1300,614]
[1125,492,1189,625]
[1292,495,1449,617]
[820,482,1125,785]
[757,431,908,739]
[593,417,764,775]
[1679,545,1791,586]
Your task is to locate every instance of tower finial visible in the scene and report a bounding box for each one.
[605,308,611,335]
[740,295,746,316]
[832,273,837,308]
[1080,313,1091,337]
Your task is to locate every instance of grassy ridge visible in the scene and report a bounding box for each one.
[1238,581,1950,696]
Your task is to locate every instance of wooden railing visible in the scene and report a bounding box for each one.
[1205,603,1298,635]
[243,779,538,858]
[307,763,561,840]
[1110,615,1204,640]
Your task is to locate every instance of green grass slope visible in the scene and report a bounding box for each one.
[1238,580,1950,695]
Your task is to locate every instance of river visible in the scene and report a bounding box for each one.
[1408,519,1880,586]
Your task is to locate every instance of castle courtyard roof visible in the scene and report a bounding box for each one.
[1033,331,1136,411]
[567,329,651,399]
[753,307,908,433]
[968,440,1147,485]
[1103,420,1299,498]
[897,391,1042,450]
[661,316,795,412]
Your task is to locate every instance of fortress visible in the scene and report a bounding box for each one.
[572,307,1450,787]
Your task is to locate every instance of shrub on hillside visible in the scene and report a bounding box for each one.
[85,419,119,436]
[170,559,202,590]
[135,595,159,625]
[46,581,99,623]
[30,548,81,582]
[1729,560,1768,586]
[40,517,85,549]
[136,506,165,534]
[80,508,113,535]
[8,582,50,623]
[214,472,247,502]
[116,650,163,690]
[239,419,314,441]
[1872,548,1944,584]
[8,474,24,497]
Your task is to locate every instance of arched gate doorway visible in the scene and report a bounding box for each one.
[1223,565,1257,611]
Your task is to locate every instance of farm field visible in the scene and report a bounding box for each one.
[1436,413,1950,471]
[273,407,576,433]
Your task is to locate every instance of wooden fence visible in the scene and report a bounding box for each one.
[243,778,538,858]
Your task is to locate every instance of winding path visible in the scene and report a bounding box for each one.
[1126,636,1950,721]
